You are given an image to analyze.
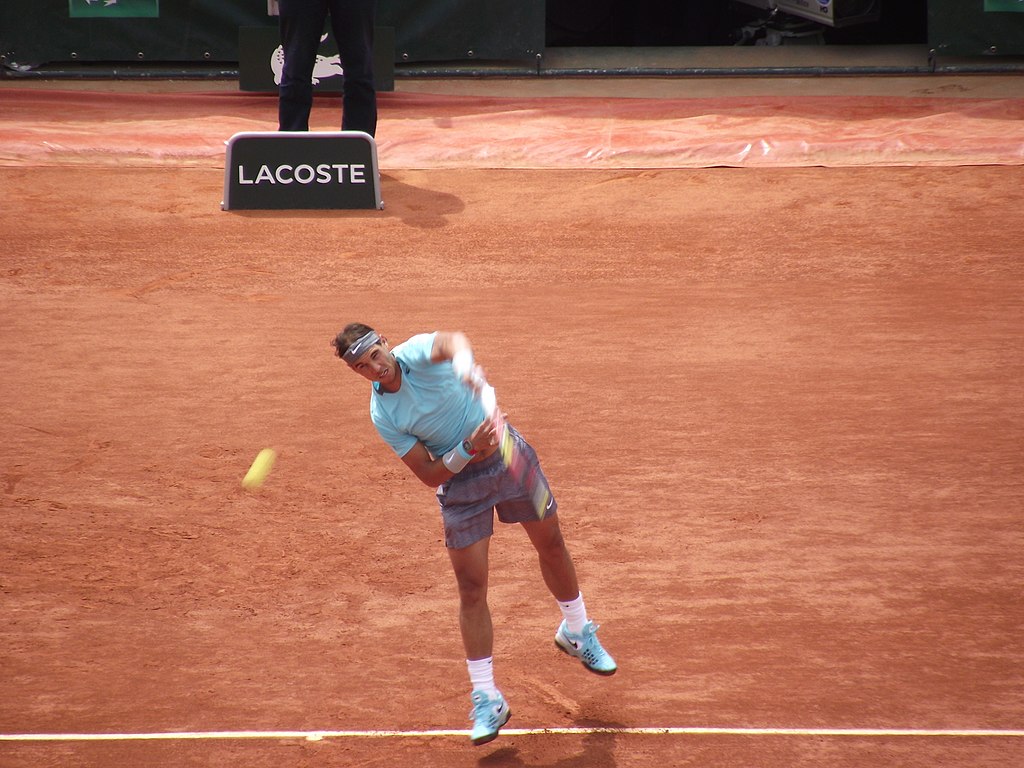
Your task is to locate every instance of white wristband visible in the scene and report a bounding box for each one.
[442,444,472,473]
[452,349,473,380]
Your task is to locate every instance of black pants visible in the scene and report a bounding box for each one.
[277,0,377,136]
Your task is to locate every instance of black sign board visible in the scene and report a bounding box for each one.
[222,131,383,211]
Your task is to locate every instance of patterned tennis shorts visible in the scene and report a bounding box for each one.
[435,424,558,549]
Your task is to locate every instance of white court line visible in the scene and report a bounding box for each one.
[2,727,1024,742]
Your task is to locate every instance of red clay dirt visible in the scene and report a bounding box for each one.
[3,87,1024,168]
[1,83,1023,768]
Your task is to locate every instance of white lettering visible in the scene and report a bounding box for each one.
[236,161,370,185]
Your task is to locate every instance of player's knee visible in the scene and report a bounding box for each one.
[452,563,488,605]
[456,577,487,608]
[530,520,566,555]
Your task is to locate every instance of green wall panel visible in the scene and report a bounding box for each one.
[0,0,543,66]
[929,0,1024,55]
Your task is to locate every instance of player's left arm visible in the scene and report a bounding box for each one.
[430,331,478,386]
[430,331,470,363]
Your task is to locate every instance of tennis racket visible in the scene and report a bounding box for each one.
[474,370,552,520]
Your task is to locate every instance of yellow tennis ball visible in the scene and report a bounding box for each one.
[242,448,277,489]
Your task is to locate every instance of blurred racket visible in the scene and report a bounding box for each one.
[474,370,552,520]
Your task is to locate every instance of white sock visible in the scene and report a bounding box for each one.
[467,657,498,696]
[557,592,588,635]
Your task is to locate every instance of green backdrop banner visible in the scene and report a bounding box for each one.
[69,0,160,18]
[1,0,543,66]
[930,0,1024,54]
[378,0,543,62]
[984,0,1024,11]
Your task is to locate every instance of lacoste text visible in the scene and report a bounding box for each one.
[237,163,368,185]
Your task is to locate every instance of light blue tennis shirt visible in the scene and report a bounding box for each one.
[369,332,488,459]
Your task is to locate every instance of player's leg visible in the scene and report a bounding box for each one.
[522,515,618,676]
[328,0,377,135]
[447,536,510,745]
[521,513,579,602]
[447,536,493,660]
[277,0,329,131]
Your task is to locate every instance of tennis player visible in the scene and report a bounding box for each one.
[333,323,617,746]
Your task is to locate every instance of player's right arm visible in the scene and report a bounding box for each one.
[399,421,495,487]
[400,441,453,487]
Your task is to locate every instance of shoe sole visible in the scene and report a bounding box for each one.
[471,705,511,746]
[554,636,618,676]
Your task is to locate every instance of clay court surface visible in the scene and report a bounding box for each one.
[2,75,1023,767]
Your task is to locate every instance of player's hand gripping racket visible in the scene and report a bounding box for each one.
[471,367,552,520]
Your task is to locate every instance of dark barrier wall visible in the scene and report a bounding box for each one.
[0,0,544,66]
[928,0,1024,56]
[0,1,263,64]
[380,0,543,62]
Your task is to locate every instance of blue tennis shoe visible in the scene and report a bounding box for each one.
[554,620,617,676]
[469,689,511,746]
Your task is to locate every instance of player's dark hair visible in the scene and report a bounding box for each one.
[332,322,377,359]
